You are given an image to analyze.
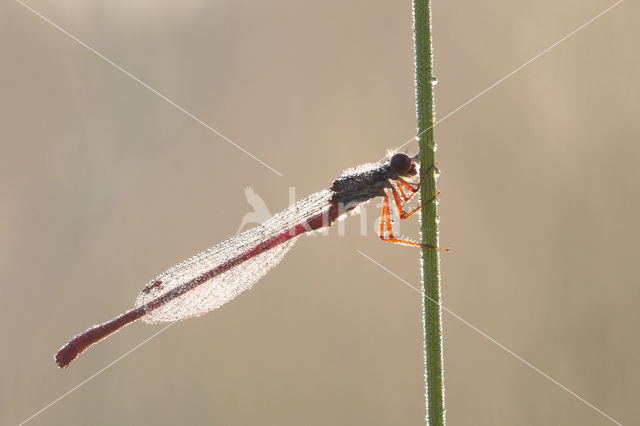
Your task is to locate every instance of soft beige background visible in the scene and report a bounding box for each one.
[2,0,638,425]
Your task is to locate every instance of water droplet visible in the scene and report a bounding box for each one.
[430,76,438,86]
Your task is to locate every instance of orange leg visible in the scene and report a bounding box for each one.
[396,161,438,202]
[378,193,450,251]
[392,186,440,220]
[391,186,422,219]
[378,194,423,247]
[379,195,387,241]
[396,182,410,201]
[397,178,418,194]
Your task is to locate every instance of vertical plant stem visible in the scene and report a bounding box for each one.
[413,0,445,425]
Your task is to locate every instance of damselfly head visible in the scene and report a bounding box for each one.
[390,152,418,177]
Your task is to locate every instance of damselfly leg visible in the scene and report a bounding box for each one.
[390,161,439,219]
[379,193,422,246]
[379,162,448,251]
[378,192,447,250]
[396,181,414,202]
[390,187,439,219]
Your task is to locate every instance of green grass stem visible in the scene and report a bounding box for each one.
[413,0,446,424]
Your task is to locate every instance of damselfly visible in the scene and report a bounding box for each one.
[55,152,444,368]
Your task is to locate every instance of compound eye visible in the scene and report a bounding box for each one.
[390,153,412,175]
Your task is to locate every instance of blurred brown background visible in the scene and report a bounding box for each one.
[2,0,638,425]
